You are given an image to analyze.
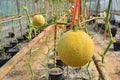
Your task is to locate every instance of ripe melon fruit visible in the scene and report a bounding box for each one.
[57,30,94,67]
[33,14,45,27]
[66,9,71,16]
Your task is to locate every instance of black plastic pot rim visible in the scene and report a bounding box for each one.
[49,72,64,76]
[0,55,11,59]
[4,43,12,47]
[4,44,12,49]
[49,67,64,75]
[10,40,18,42]
[18,37,24,39]
[7,49,19,53]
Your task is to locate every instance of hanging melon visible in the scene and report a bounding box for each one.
[66,9,72,16]
[57,30,94,67]
[32,14,45,27]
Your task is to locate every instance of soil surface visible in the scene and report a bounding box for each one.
[2,25,120,80]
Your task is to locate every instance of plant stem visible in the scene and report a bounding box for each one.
[23,0,32,25]
[102,42,114,63]
[98,75,101,80]
[98,0,113,79]
[45,35,53,80]
[81,17,104,24]
[104,0,112,38]
[102,38,113,63]
[82,0,87,32]
[28,49,34,76]
[23,0,35,77]
[54,25,57,68]
[24,8,32,25]
[101,0,113,63]
[86,61,92,80]
[72,25,78,31]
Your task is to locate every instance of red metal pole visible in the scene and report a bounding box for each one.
[70,0,81,28]
[77,0,81,26]
[70,0,77,28]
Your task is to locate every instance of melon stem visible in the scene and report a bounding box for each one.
[72,25,78,31]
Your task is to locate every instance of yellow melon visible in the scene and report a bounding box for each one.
[33,14,45,27]
[66,9,71,16]
[57,30,94,67]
